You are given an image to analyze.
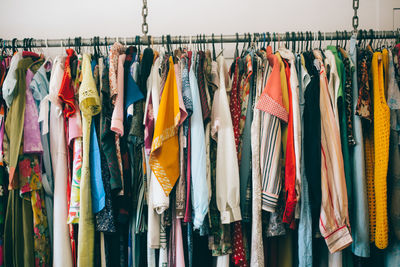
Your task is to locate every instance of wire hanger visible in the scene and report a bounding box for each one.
[212,33,216,60]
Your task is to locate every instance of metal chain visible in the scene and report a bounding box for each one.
[142,0,148,36]
[352,0,359,33]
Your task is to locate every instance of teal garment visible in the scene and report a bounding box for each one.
[349,36,370,257]
[385,240,400,266]
[90,120,105,214]
[327,45,353,222]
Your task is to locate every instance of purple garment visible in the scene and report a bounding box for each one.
[144,96,154,155]
[24,69,43,154]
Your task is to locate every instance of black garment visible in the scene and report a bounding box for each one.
[138,48,154,95]
[302,51,322,232]
[100,62,122,192]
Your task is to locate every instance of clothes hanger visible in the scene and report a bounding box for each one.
[318,31,322,50]
[247,32,252,51]
[262,32,266,50]
[12,38,18,54]
[299,32,303,53]
[74,37,81,55]
[291,32,296,52]
[368,29,374,49]
[29,38,34,52]
[178,35,183,52]
[92,37,98,59]
[305,32,309,51]
[273,33,276,52]
[166,34,172,55]
[357,29,363,47]
[135,35,141,57]
[0,39,4,58]
[240,33,247,57]
[336,31,340,48]
[22,38,27,51]
[220,34,223,56]
[104,37,109,57]
[267,32,271,47]
[234,33,239,58]
[284,32,289,49]
[212,33,216,60]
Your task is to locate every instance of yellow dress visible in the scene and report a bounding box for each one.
[372,51,390,249]
[77,54,101,266]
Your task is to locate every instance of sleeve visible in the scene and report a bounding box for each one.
[260,114,283,212]
[215,88,242,224]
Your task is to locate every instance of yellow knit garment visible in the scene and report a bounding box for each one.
[365,129,375,243]
[372,52,390,249]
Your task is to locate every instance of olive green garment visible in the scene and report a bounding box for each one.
[5,57,34,188]
[4,189,34,267]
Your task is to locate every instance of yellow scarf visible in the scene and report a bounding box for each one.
[149,57,180,196]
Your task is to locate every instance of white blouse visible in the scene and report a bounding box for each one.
[211,56,241,224]
[49,56,73,267]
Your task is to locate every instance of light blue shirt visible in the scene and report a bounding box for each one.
[189,55,209,229]
[349,35,370,257]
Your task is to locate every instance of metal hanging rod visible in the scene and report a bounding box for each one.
[1,30,398,48]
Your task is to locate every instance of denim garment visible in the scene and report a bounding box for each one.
[296,54,313,267]
[349,35,370,257]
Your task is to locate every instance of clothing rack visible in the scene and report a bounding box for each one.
[1,30,399,48]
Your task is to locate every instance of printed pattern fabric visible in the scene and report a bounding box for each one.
[67,138,82,224]
[356,50,373,123]
[341,55,356,146]
[229,58,241,150]
[18,154,50,267]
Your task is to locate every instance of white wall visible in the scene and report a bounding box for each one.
[0,0,398,40]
